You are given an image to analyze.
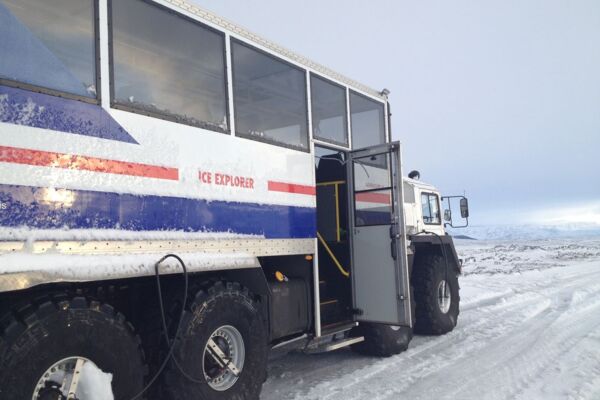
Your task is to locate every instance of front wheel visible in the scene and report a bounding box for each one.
[163,281,267,400]
[412,254,460,334]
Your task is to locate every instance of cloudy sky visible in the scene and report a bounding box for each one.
[196,0,600,225]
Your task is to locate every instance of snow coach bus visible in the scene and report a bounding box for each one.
[0,0,468,398]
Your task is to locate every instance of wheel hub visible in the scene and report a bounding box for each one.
[32,357,93,400]
[202,325,245,391]
[437,280,452,314]
[36,383,66,400]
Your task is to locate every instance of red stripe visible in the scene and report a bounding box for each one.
[356,192,391,204]
[268,181,316,196]
[0,146,179,180]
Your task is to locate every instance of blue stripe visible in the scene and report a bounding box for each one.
[0,184,316,239]
[0,85,138,144]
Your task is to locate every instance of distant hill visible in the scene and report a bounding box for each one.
[447,223,600,241]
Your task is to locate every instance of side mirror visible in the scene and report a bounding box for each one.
[444,209,452,222]
[460,198,469,218]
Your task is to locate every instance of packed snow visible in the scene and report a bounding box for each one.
[261,236,600,400]
[77,362,114,400]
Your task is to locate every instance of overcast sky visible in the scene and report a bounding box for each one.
[195,0,600,225]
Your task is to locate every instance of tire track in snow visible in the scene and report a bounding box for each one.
[261,260,600,400]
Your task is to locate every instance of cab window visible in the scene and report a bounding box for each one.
[421,193,441,225]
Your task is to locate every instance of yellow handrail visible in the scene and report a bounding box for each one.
[316,232,350,278]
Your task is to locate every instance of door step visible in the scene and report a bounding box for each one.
[305,335,364,354]
[321,320,357,336]
[320,299,338,306]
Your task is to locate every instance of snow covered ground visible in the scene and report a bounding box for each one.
[261,236,600,400]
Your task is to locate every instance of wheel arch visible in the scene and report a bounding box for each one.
[410,235,462,274]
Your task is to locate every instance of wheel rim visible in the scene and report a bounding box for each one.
[202,325,245,391]
[437,280,452,314]
[32,356,96,400]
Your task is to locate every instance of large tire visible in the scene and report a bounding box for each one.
[0,296,146,399]
[164,281,268,400]
[350,323,412,357]
[412,254,460,334]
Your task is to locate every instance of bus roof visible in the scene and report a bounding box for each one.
[163,0,387,101]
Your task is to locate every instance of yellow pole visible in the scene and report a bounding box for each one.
[316,232,350,277]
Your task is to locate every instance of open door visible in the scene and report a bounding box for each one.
[347,141,412,326]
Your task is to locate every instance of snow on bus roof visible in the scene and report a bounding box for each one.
[163,0,386,101]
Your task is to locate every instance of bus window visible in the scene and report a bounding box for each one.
[350,91,385,149]
[232,40,308,151]
[0,0,96,99]
[311,75,348,147]
[111,0,228,133]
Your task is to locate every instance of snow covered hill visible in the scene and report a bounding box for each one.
[261,237,600,400]
[448,223,600,241]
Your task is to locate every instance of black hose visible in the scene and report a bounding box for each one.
[128,254,189,400]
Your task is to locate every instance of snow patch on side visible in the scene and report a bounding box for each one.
[0,251,258,292]
[0,251,257,275]
[0,227,264,242]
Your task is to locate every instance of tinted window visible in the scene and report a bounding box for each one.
[232,41,308,151]
[311,75,348,146]
[350,92,385,149]
[111,0,228,132]
[0,0,96,98]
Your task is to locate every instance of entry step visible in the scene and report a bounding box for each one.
[305,335,364,354]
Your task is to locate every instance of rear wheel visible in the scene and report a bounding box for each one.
[0,296,146,399]
[163,281,267,400]
[412,254,460,334]
[350,323,412,357]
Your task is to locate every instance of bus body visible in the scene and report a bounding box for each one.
[0,1,462,398]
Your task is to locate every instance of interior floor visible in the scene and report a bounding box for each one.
[315,146,354,330]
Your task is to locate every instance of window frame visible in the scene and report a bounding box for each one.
[0,0,101,105]
[349,89,387,149]
[107,0,230,133]
[309,72,349,148]
[230,37,310,153]
[421,191,442,226]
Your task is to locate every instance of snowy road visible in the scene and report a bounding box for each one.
[261,238,600,400]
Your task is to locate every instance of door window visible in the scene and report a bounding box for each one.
[353,152,393,226]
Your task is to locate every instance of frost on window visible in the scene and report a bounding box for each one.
[0,0,96,98]
[232,41,308,151]
[311,75,348,146]
[111,0,228,132]
[350,92,385,149]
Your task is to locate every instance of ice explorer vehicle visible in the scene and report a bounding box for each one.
[0,0,468,398]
